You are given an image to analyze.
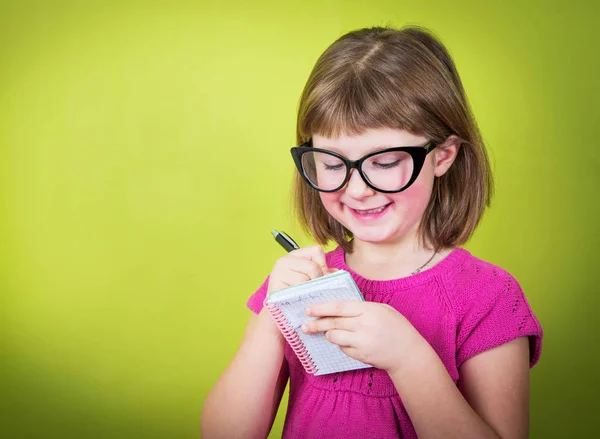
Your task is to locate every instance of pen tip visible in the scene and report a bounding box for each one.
[271,229,278,237]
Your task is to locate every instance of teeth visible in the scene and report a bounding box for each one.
[356,205,386,214]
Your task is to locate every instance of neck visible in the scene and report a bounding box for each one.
[345,228,441,281]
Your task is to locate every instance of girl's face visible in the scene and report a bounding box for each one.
[313,128,457,247]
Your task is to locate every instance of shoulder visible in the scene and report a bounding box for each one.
[325,245,345,268]
[246,275,269,314]
[440,249,521,316]
[440,249,543,368]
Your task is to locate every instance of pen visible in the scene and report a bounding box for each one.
[271,229,300,252]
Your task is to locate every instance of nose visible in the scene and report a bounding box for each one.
[344,168,376,199]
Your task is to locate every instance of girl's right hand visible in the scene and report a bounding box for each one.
[267,245,334,294]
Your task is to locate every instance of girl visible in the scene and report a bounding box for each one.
[201,25,543,439]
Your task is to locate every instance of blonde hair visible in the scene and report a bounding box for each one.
[293,25,493,253]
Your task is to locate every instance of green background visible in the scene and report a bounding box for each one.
[1,1,598,438]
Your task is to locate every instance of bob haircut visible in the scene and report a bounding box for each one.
[293,25,493,253]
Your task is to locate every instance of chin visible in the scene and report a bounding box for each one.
[341,213,419,246]
[351,228,404,245]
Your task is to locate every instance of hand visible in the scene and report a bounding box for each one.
[302,301,426,375]
[267,245,336,294]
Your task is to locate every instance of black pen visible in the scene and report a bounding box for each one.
[271,229,300,252]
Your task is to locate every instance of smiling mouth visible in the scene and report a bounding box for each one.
[351,203,391,214]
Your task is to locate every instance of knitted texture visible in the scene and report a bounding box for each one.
[247,247,543,439]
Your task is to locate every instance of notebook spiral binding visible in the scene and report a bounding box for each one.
[264,300,318,374]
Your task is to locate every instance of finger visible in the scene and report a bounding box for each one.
[305,300,364,318]
[280,270,314,286]
[325,329,354,347]
[290,245,327,272]
[285,256,324,280]
[339,346,366,363]
[302,316,356,334]
[323,267,340,275]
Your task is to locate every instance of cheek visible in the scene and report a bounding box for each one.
[318,192,349,226]
[319,192,340,210]
[391,173,434,214]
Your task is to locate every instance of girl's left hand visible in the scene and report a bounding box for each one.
[302,301,425,375]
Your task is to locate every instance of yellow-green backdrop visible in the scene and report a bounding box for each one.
[1,1,598,438]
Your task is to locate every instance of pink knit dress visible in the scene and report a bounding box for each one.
[247,247,543,438]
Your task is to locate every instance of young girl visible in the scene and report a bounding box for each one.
[201,25,543,439]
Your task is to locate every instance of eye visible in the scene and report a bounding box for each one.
[316,154,345,171]
[373,160,401,169]
[367,151,410,170]
[324,163,345,171]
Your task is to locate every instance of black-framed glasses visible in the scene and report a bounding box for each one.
[290,139,439,193]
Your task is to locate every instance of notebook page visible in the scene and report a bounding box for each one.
[268,271,372,375]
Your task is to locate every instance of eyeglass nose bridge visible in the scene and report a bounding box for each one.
[345,158,362,171]
[341,157,372,189]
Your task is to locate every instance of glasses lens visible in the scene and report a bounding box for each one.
[301,151,347,190]
[362,151,414,191]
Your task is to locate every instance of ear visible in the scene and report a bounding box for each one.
[433,134,461,177]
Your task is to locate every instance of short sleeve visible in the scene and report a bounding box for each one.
[246,276,270,314]
[456,268,543,368]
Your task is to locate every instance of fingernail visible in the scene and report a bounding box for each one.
[305,307,311,316]
[301,324,308,333]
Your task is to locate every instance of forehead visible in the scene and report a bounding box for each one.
[312,128,428,157]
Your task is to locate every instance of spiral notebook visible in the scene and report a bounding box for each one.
[264,270,372,376]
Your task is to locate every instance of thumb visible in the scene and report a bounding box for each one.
[323,267,340,275]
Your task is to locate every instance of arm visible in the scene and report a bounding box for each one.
[202,245,332,438]
[389,336,530,439]
[200,307,289,439]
